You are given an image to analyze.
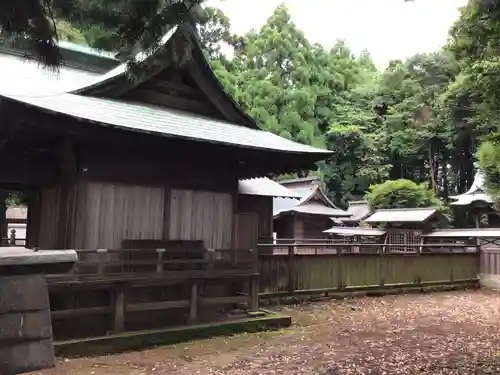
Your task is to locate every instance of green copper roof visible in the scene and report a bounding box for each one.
[0,25,331,157]
[4,92,331,154]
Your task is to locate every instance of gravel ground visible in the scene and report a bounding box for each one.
[31,290,500,375]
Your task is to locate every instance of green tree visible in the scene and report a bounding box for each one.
[373,52,459,196]
[322,124,390,207]
[477,134,500,206]
[443,0,500,197]
[365,179,444,210]
[0,0,205,68]
[227,5,325,147]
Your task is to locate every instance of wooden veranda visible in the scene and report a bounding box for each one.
[42,245,259,339]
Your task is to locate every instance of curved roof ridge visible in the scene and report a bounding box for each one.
[69,24,260,130]
[297,184,342,210]
[69,26,179,95]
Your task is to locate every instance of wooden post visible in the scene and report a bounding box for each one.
[379,245,385,287]
[205,248,215,270]
[251,248,259,273]
[113,286,125,332]
[450,255,455,282]
[287,245,295,294]
[337,245,344,290]
[96,249,107,275]
[250,275,259,312]
[0,190,6,243]
[415,238,423,285]
[249,248,259,311]
[156,248,165,274]
[9,229,16,246]
[189,280,198,323]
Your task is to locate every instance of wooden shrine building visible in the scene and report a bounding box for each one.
[273,177,350,239]
[0,24,332,341]
[450,167,500,228]
[341,200,371,227]
[363,208,449,252]
[0,24,331,251]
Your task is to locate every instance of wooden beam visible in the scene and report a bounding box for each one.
[0,156,55,186]
[126,89,219,117]
[127,300,189,312]
[0,191,6,241]
[51,306,112,318]
[189,280,198,323]
[58,137,78,184]
[199,295,248,306]
[113,287,125,332]
[143,80,204,99]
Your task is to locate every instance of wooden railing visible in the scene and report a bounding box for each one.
[48,247,257,278]
[258,242,480,297]
[46,247,259,337]
[1,229,25,246]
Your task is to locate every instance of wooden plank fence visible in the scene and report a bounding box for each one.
[46,247,259,339]
[259,243,480,297]
[479,240,500,289]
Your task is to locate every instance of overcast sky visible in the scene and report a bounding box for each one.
[206,0,468,69]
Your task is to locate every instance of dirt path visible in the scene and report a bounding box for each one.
[30,290,500,374]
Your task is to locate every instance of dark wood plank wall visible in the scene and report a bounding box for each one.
[74,183,234,250]
[37,181,236,250]
[169,189,233,249]
[78,144,238,193]
[124,68,224,119]
[273,215,331,240]
[20,134,244,250]
[301,215,332,239]
[73,182,165,249]
[237,195,273,240]
[37,184,79,249]
[274,216,295,239]
[232,212,259,250]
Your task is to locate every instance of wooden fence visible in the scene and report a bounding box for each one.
[46,247,259,340]
[40,241,482,339]
[259,243,480,297]
[479,239,500,289]
[1,229,25,246]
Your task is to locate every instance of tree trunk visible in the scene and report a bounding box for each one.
[428,144,437,194]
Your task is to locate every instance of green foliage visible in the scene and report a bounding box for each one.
[9,0,498,211]
[55,20,88,45]
[6,192,27,208]
[443,0,500,202]
[365,179,444,210]
[477,135,500,205]
[0,0,206,67]
[208,3,487,206]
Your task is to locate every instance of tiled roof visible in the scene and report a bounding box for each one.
[290,202,352,217]
[342,200,371,223]
[0,53,100,97]
[324,227,386,236]
[6,207,27,220]
[422,229,500,238]
[238,178,301,198]
[0,27,331,156]
[450,171,493,206]
[273,184,350,218]
[3,92,331,154]
[364,208,440,224]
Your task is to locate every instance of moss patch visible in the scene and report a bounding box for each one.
[54,313,291,358]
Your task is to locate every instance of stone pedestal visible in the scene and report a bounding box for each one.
[0,248,77,375]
